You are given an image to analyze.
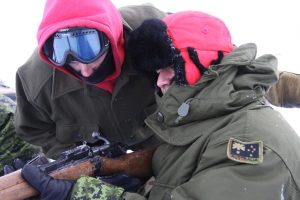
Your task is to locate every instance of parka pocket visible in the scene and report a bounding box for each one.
[56,124,100,144]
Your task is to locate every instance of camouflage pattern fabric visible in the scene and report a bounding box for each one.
[0,94,41,174]
[71,176,124,200]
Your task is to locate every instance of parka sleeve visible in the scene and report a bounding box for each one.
[14,71,74,159]
[266,71,300,108]
[168,143,298,200]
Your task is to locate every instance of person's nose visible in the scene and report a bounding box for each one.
[157,72,170,89]
[79,64,94,77]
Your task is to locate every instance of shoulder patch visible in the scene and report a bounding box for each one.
[227,137,263,164]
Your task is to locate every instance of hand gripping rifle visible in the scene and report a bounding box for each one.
[0,132,156,200]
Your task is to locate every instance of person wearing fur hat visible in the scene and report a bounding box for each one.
[126,11,300,199]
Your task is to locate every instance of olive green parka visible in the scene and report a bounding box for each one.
[124,43,300,199]
[15,4,166,159]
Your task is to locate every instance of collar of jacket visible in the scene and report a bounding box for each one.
[145,43,278,145]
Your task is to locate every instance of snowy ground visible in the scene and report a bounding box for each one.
[0,0,299,135]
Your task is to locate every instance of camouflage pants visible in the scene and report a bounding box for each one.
[0,94,41,174]
[71,176,124,200]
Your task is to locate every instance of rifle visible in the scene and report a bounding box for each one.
[0,133,156,200]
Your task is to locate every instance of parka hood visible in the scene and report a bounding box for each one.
[146,43,279,145]
[37,0,124,92]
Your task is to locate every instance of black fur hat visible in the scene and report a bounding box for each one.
[127,19,175,72]
[127,11,233,86]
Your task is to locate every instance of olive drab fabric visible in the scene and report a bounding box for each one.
[15,4,166,159]
[0,94,40,173]
[143,43,300,200]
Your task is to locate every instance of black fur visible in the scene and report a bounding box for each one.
[187,48,224,74]
[187,47,207,75]
[210,51,224,66]
[173,48,187,85]
[127,19,174,72]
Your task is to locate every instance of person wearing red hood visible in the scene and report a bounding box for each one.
[15,0,166,160]
[13,0,166,198]
[19,10,300,200]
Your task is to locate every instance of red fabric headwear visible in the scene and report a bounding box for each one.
[128,11,233,85]
[37,0,124,93]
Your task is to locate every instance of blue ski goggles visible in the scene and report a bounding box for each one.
[43,28,110,66]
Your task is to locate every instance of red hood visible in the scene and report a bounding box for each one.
[37,0,124,93]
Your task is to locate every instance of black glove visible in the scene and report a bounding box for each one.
[2,154,49,175]
[21,164,75,200]
[3,158,26,175]
[100,173,144,192]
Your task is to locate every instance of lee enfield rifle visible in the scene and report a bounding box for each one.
[0,132,156,200]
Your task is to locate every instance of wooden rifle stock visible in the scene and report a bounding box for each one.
[0,147,155,200]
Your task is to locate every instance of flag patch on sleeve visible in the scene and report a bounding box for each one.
[227,137,263,164]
